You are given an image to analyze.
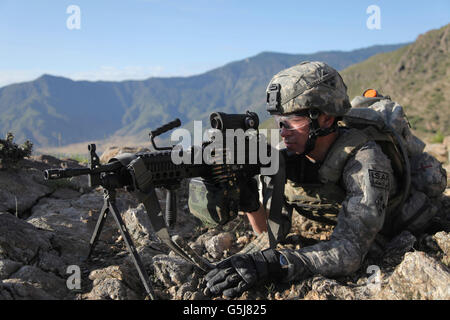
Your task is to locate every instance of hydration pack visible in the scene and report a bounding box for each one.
[337,90,447,235]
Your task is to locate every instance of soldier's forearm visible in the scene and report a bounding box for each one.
[245,204,268,234]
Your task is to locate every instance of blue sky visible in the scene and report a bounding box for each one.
[0,0,448,87]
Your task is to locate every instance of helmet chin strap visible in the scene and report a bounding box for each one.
[302,110,338,156]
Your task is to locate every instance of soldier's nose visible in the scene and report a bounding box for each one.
[280,127,290,137]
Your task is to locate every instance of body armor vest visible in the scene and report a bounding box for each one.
[283,128,403,227]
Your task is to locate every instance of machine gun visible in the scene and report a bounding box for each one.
[44,111,267,300]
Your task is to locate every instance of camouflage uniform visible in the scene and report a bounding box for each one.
[264,61,398,281]
[205,61,445,297]
[262,62,445,281]
[267,139,397,281]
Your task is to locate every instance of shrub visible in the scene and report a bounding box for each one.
[0,132,33,169]
[430,131,444,143]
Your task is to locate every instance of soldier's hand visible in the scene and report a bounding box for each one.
[205,249,284,298]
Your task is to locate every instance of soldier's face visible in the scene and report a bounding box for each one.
[278,116,310,154]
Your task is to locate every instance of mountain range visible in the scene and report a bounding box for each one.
[341,23,449,138]
[0,43,408,148]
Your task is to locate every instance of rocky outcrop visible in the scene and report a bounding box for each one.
[424,143,448,164]
[204,232,235,259]
[375,251,450,299]
[0,155,449,301]
[433,231,450,266]
[83,264,143,300]
[0,212,70,299]
[0,155,90,217]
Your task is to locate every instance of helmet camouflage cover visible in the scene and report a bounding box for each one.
[266,61,351,117]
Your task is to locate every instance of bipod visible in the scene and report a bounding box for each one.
[86,187,156,300]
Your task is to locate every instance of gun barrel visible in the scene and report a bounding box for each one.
[44,167,92,180]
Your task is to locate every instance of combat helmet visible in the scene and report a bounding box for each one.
[266,61,351,153]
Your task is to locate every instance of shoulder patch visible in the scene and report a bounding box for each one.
[368,169,389,190]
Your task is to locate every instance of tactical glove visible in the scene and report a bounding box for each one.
[238,176,260,212]
[205,249,285,298]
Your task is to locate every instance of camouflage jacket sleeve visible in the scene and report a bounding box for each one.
[279,141,396,282]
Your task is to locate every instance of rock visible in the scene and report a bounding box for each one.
[84,277,140,300]
[205,232,234,259]
[122,204,160,247]
[189,241,204,256]
[376,251,450,299]
[2,149,450,301]
[382,231,417,266]
[0,155,92,217]
[7,265,69,299]
[0,212,69,282]
[152,254,193,287]
[303,276,356,300]
[190,291,207,300]
[50,188,82,200]
[284,281,311,300]
[0,259,23,280]
[176,282,195,300]
[35,250,68,277]
[238,232,270,254]
[0,213,57,264]
[424,143,448,164]
[27,190,138,264]
[433,231,450,266]
[84,264,142,300]
[0,167,52,216]
[0,278,57,300]
[208,232,234,256]
[99,146,150,164]
[433,231,450,255]
[194,229,220,246]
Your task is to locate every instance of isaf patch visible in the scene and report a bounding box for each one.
[369,169,389,190]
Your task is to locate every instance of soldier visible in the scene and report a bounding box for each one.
[205,61,401,298]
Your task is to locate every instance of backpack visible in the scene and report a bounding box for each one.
[337,91,447,235]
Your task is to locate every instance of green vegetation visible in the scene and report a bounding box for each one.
[44,152,89,164]
[341,24,450,139]
[431,131,445,143]
[0,132,33,169]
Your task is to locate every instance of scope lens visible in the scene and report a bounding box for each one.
[210,117,222,130]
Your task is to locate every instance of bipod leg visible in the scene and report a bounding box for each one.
[107,190,156,300]
[86,197,109,260]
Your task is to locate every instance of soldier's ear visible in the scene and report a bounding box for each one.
[319,114,335,128]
